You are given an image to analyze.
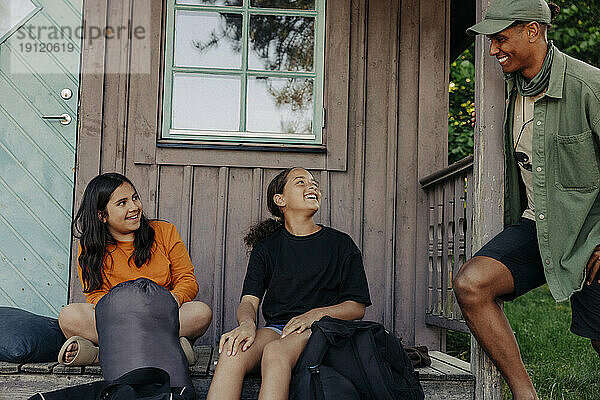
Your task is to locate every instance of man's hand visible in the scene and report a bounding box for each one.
[219,320,257,356]
[281,309,323,338]
[586,245,600,285]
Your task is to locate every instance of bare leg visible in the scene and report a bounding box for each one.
[179,301,212,341]
[58,303,98,363]
[453,256,537,400]
[259,330,311,400]
[207,328,280,400]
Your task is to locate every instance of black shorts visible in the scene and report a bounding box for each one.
[474,218,600,340]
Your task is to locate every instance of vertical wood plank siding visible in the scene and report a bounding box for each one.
[415,0,452,348]
[470,0,506,396]
[74,0,451,347]
[395,0,420,345]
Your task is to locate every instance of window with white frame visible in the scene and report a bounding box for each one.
[162,0,325,145]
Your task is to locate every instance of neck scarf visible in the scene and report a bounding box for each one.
[511,41,554,97]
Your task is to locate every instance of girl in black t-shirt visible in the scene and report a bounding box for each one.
[207,167,371,400]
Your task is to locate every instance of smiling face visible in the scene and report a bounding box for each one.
[101,182,143,241]
[275,168,321,216]
[487,23,537,76]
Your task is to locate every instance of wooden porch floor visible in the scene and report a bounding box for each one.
[0,347,474,400]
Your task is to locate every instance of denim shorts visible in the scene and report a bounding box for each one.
[264,324,285,335]
[474,218,600,340]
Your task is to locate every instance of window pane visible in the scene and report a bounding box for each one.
[248,15,314,72]
[172,74,240,131]
[176,0,242,5]
[174,11,242,69]
[250,0,314,10]
[0,0,36,39]
[246,77,313,134]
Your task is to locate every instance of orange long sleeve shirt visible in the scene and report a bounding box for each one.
[77,221,199,305]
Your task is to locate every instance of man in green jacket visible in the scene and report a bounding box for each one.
[453,0,600,399]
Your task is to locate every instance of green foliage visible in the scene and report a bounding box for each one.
[446,329,470,362]
[448,45,475,164]
[445,286,600,399]
[447,2,600,163]
[548,1,600,66]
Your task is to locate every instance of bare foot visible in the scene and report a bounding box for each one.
[63,342,78,364]
[62,341,99,364]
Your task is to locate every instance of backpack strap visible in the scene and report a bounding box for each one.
[301,325,332,369]
[300,325,333,400]
[308,365,326,400]
[351,327,396,400]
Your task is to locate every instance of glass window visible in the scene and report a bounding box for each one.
[162,0,325,145]
[0,0,36,42]
[251,0,314,10]
[246,76,313,134]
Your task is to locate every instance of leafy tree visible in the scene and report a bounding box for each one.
[448,45,475,164]
[549,1,600,66]
[448,1,600,164]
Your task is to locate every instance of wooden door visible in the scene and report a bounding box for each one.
[0,0,82,317]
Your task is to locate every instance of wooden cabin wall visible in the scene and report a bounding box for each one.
[73,0,450,348]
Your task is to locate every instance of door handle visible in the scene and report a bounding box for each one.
[42,113,71,125]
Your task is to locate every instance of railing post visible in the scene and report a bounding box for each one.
[471,0,506,398]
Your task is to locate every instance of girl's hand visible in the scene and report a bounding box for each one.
[281,309,323,338]
[219,320,257,356]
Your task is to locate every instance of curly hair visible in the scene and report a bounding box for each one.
[243,167,296,249]
[548,2,560,22]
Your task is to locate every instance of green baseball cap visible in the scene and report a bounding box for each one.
[467,0,551,35]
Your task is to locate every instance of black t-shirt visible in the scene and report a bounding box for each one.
[241,226,372,326]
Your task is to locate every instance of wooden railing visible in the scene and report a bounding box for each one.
[419,155,473,333]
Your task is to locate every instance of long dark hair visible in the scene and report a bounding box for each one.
[73,173,155,293]
[244,167,296,249]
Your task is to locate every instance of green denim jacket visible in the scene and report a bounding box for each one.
[503,48,600,301]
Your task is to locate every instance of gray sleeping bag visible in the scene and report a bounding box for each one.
[95,278,192,389]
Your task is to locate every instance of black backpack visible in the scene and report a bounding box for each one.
[27,367,195,400]
[289,317,425,400]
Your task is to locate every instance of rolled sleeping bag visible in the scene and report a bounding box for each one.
[95,277,193,389]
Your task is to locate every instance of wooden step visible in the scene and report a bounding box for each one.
[0,348,474,400]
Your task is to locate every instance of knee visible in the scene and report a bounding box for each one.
[58,305,74,332]
[184,301,213,328]
[197,302,213,327]
[214,346,253,375]
[261,341,293,371]
[453,259,493,306]
[58,303,90,335]
[592,340,600,356]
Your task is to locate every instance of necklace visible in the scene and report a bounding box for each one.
[514,96,533,172]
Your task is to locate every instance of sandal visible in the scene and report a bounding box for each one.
[180,337,196,365]
[57,336,99,366]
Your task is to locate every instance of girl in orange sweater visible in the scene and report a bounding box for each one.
[57,173,212,365]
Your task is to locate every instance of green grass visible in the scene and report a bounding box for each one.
[445,285,600,399]
[502,285,600,399]
[447,329,470,362]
